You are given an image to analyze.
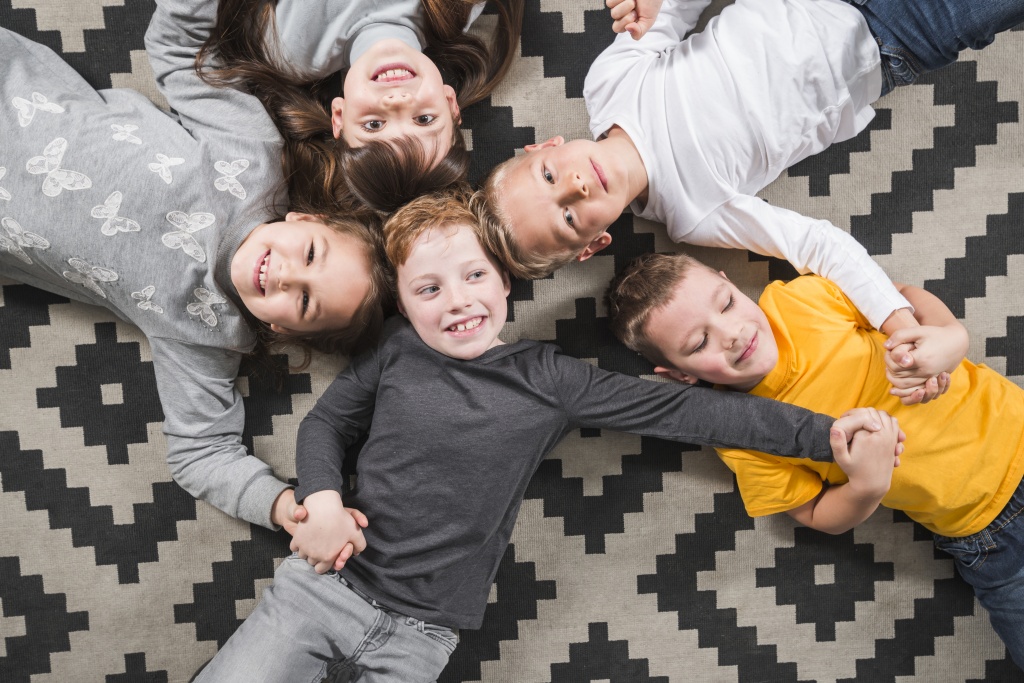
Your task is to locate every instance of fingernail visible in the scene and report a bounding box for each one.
[871,422,880,430]
[830,429,841,438]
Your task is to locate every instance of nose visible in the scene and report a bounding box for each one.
[447,284,472,311]
[559,172,588,201]
[276,258,307,292]
[381,92,411,110]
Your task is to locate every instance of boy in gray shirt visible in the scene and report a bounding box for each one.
[195,190,900,682]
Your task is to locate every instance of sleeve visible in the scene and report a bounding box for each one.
[144,0,282,143]
[149,337,289,529]
[293,347,381,502]
[682,194,912,330]
[547,352,836,462]
[715,446,827,516]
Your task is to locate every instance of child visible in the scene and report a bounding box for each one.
[0,0,392,532]
[606,252,1024,666]
[476,0,1023,393]
[192,189,900,681]
[200,0,524,213]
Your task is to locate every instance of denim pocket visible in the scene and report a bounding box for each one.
[935,534,988,570]
[420,622,459,654]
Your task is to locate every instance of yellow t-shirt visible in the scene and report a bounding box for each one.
[716,276,1024,537]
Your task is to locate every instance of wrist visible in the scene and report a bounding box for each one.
[270,487,295,527]
[880,307,918,337]
[845,475,889,502]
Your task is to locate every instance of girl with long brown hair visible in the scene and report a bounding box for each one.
[200,0,524,213]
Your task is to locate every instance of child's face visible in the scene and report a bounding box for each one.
[496,136,630,261]
[333,39,460,169]
[644,267,778,391]
[396,223,511,360]
[231,213,371,334]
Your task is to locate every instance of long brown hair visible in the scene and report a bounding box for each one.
[198,0,524,212]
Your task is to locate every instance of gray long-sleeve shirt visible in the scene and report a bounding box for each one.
[295,317,835,629]
[0,0,291,527]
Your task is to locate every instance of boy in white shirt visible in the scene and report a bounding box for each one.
[476,0,1023,401]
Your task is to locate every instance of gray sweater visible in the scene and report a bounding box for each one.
[0,0,291,527]
[295,317,836,629]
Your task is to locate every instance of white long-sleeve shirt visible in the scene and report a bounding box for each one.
[584,0,911,328]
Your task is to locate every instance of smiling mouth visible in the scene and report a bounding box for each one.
[738,332,758,363]
[372,63,416,83]
[254,250,270,296]
[447,317,483,333]
[591,160,608,192]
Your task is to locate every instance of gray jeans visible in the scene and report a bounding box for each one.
[194,556,458,683]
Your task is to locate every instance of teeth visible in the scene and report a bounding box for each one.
[449,317,482,332]
[375,68,412,81]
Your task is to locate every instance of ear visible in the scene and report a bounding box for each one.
[500,267,511,297]
[444,85,461,125]
[523,136,565,153]
[269,323,295,335]
[285,211,320,224]
[654,366,699,384]
[718,270,731,281]
[396,297,407,318]
[330,97,344,140]
[577,232,612,262]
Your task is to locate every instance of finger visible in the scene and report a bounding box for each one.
[610,1,636,21]
[900,388,925,406]
[606,0,627,8]
[626,21,643,39]
[890,381,928,397]
[314,560,332,575]
[613,12,638,32]
[938,372,951,395]
[352,530,368,555]
[829,427,851,468]
[896,428,906,443]
[893,455,901,467]
[337,543,354,565]
[290,539,298,553]
[292,505,307,523]
[835,408,881,433]
[348,508,369,528]
[333,556,347,572]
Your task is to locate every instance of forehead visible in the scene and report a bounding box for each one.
[400,223,486,274]
[645,269,727,333]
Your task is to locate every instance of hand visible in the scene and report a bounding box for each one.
[830,408,901,499]
[606,0,664,39]
[883,325,967,404]
[271,488,307,537]
[832,407,905,462]
[290,491,368,574]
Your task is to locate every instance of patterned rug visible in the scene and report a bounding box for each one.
[2,1,1023,681]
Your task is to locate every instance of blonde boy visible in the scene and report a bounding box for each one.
[196,191,895,682]
[606,252,1024,666]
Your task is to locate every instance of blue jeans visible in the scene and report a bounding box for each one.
[193,556,458,683]
[934,477,1024,669]
[842,0,1024,94]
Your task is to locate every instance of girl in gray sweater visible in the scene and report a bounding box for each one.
[0,0,390,531]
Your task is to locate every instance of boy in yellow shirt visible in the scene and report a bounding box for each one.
[606,253,1024,667]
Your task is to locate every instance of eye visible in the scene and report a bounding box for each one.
[543,168,554,184]
[362,120,385,132]
[692,335,708,354]
[723,294,734,312]
[414,114,436,125]
[419,285,440,296]
[302,292,310,315]
[563,209,574,227]
[307,243,315,265]
[468,270,485,280]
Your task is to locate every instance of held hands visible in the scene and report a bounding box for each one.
[289,490,369,574]
[884,324,968,405]
[830,408,902,499]
[606,0,665,40]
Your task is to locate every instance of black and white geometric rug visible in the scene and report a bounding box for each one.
[1,1,1022,681]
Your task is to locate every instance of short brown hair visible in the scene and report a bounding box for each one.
[472,158,578,279]
[605,252,710,367]
[383,184,484,268]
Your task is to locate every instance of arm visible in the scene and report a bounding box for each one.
[880,283,969,404]
[606,0,666,40]
[786,409,901,534]
[149,338,290,529]
[145,0,281,143]
[550,352,837,461]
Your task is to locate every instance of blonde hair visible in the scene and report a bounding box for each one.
[605,252,709,367]
[472,159,579,279]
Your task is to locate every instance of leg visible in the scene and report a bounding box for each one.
[935,483,1024,669]
[194,557,381,683]
[844,0,1024,92]
[354,613,457,683]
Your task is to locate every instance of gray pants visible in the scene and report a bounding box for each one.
[194,556,458,683]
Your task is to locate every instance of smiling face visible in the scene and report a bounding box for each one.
[396,223,511,360]
[495,136,635,261]
[333,39,460,168]
[644,267,778,391]
[230,213,372,335]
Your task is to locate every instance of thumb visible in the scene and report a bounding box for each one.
[626,21,643,40]
[830,427,850,467]
[292,504,307,523]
